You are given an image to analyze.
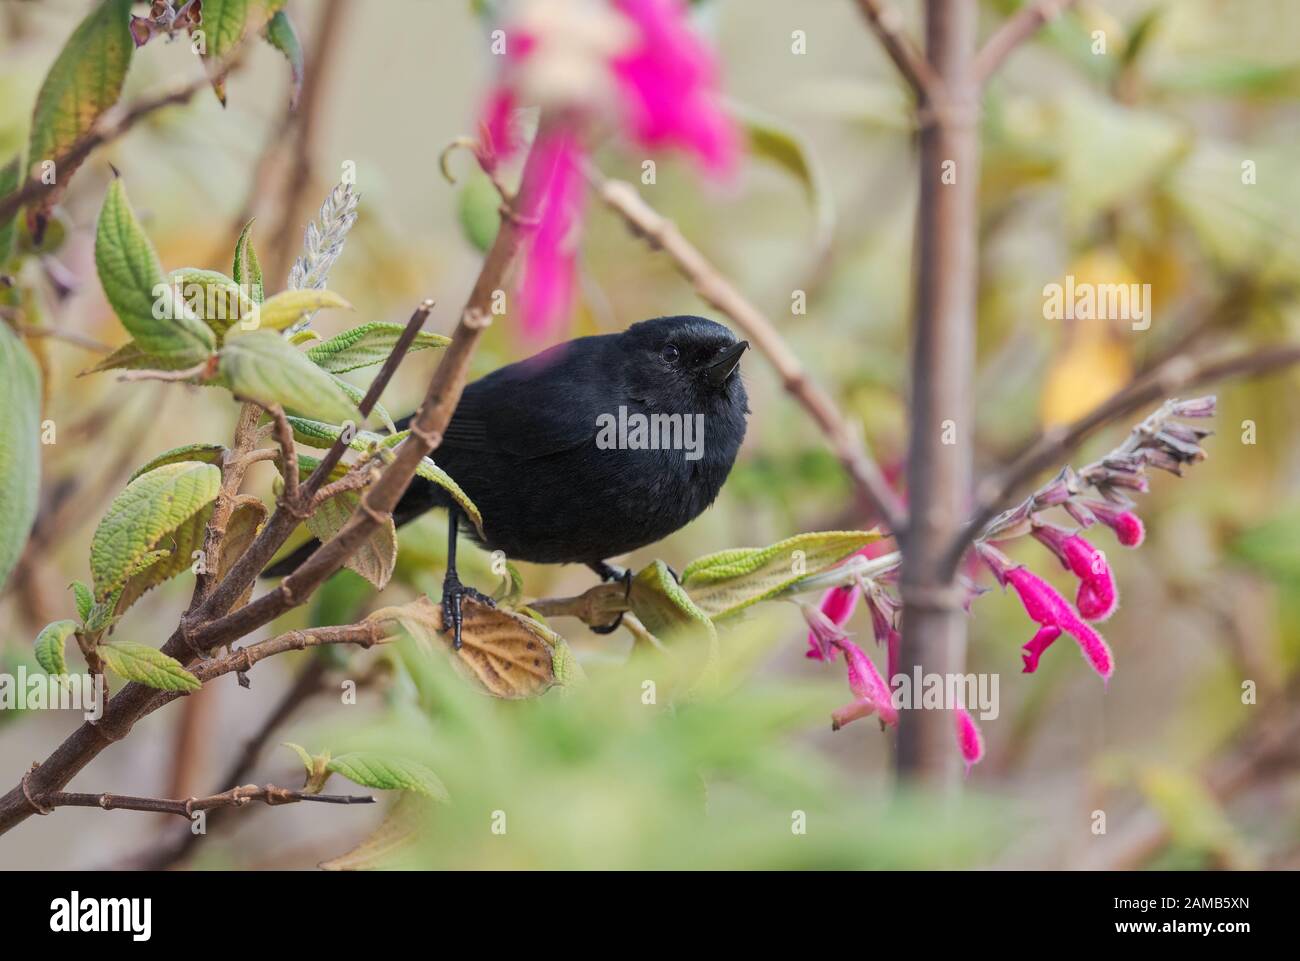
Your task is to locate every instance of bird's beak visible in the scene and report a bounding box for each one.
[703,340,749,388]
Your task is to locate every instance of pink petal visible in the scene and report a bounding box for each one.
[1060,536,1118,622]
[517,127,587,340]
[1061,612,1115,683]
[834,638,897,727]
[610,0,739,177]
[954,707,984,775]
[820,584,860,627]
[1021,624,1062,673]
[479,88,520,170]
[801,603,847,662]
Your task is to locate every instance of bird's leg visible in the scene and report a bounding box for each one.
[440,504,494,650]
[586,560,633,635]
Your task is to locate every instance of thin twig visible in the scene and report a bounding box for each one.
[853,0,943,100]
[41,783,373,819]
[973,0,1081,86]
[592,173,907,533]
[13,324,113,353]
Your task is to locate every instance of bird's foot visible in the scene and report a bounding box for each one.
[589,560,633,633]
[440,572,495,650]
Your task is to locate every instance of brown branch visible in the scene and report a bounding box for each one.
[950,343,1300,572]
[0,74,215,227]
[39,783,373,819]
[973,0,1081,86]
[0,123,555,838]
[263,402,301,507]
[853,0,943,101]
[592,173,906,533]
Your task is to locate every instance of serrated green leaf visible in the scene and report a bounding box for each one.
[283,741,315,772]
[216,329,358,423]
[327,753,449,801]
[0,322,41,592]
[199,0,286,104]
[329,375,396,432]
[80,339,200,376]
[167,267,256,340]
[306,322,451,374]
[99,641,201,692]
[26,0,133,234]
[34,620,78,676]
[682,530,881,619]
[232,219,264,304]
[94,179,216,362]
[70,581,94,623]
[415,457,484,537]
[263,9,303,108]
[90,461,221,602]
[129,443,227,483]
[238,288,351,334]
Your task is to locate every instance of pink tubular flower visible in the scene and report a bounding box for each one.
[802,593,854,662]
[830,638,898,731]
[1020,624,1061,673]
[1033,526,1118,622]
[1086,500,1146,548]
[979,545,1114,682]
[954,707,984,775]
[517,127,587,338]
[609,0,739,176]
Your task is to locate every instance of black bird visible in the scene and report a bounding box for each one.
[265,315,750,648]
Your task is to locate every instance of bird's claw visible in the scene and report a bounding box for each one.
[440,574,495,650]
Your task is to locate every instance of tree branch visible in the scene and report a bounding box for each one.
[950,343,1300,572]
[38,783,373,819]
[973,0,1081,86]
[853,0,943,101]
[591,173,906,533]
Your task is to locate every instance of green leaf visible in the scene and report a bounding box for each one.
[631,561,718,644]
[89,461,221,603]
[70,581,94,623]
[0,156,19,266]
[327,753,449,801]
[735,102,835,256]
[306,322,451,374]
[129,444,227,483]
[0,322,41,592]
[306,487,397,589]
[330,375,396,433]
[458,172,501,253]
[282,742,331,793]
[167,267,256,340]
[216,330,358,423]
[681,530,881,619]
[26,0,134,234]
[238,288,351,334]
[199,0,287,104]
[34,620,78,676]
[81,339,202,376]
[263,9,304,108]
[94,179,216,362]
[415,457,484,538]
[99,641,201,692]
[1232,504,1300,583]
[232,219,264,304]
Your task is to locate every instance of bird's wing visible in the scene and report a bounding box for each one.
[400,337,611,461]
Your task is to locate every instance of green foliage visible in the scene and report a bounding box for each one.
[199,0,287,104]
[326,752,450,801]
[457,172,500,253]
[263,10,304,108]
[0,156,18,266]
[70,581,94,623]
[306,322,451,374]
[0,322,41,592]
[232,220,264,304]
[247,288,351,334]
[735,102,835,255]
[215,330,358,423]
[26,0,133,230]
[98,641,201,693]
[89,461,220,605]
[33,620,78,677]
[128,444,227,483]
[307,488,397,589]
[94,179,216,363]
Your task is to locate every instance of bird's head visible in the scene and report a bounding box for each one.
[620,315,749,413]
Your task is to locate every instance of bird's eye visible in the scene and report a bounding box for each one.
[661,344,680,363]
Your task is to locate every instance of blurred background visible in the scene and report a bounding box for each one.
[1,0,1299,869]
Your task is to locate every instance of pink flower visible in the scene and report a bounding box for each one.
[802,594,854,662]
[609,0,739,176]
[1020,624,1061,673]
[954,707,984,775]
[830,638,898,731]
[1087,500,1146,548]
[979,544,1114,683]
[517,127,587,339]
[479,89,521,172]
[1033,527,1119,622]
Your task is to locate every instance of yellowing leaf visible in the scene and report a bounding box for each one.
[306,487,396,589]
[241,288,352,333]
[90,461,221,603]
